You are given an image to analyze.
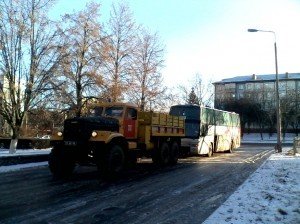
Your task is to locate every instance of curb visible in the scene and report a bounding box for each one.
[0,154,49,166]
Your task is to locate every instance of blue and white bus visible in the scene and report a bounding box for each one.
[169,105,241,156]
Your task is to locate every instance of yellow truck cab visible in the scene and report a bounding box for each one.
[49,102,185,178]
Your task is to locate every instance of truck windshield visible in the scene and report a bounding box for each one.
[87,106,103,117]
[104,106,124,118]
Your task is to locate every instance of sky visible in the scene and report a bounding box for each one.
[49,0,300,87]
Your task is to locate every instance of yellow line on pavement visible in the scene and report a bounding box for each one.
[243,149,273,163]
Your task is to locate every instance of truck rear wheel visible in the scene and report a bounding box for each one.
[152,142,170,166]
[48,149,75,178]
[98,143,125,178]
[169,141,179,165]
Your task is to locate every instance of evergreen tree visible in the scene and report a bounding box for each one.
[187,88,199,105]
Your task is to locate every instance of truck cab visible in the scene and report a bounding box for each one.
[88,102,138,140]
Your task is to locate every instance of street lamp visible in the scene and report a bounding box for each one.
[247,28,282,152]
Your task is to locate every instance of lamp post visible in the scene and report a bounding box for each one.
[247,28,282,152]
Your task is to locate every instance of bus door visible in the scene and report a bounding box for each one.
[123,107,137,139]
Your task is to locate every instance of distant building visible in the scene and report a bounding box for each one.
[213,73,300,133]
[214,73,300,110]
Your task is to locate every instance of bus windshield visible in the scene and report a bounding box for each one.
[169,105,200,120]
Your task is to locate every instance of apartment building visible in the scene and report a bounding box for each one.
[213,73,300,111]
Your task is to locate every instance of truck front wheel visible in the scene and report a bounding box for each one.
[48,149,75,178]
[98,143,125,178]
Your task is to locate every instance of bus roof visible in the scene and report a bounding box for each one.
[170,104,239,115]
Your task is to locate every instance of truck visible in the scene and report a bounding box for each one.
[49,102,185,178]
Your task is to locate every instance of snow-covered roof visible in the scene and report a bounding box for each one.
[214,73,300,84]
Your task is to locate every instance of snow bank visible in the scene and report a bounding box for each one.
[203,148,300,224]
[0,149,51,157]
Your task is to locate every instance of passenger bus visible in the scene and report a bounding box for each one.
[169,105,241,157]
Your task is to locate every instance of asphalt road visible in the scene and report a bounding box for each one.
[0,145,274,224]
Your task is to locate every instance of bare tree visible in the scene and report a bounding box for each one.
[178,74,214,107]
[0,0,62,153]
[53,2,104,117]
[127,29,165,111]
[101,3,138,102]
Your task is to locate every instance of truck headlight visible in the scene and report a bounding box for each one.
[57,131,63,137]
[92,131,98,137]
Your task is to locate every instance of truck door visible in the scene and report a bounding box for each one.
[124,107,137,139]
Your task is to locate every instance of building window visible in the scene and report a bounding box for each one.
[246,83,254,90]
[279,81,286,91]
[266,92,274,99]
[216,85,225,92]
[237,84,245,90]
[255,83,263,90]
[279,92,286,97]
[225,83,235,90]
[238,93,244,99]
[264,82,275,90]
[286,81,295,91]
[257,93,263,100]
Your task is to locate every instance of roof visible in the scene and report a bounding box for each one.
[213,73,300,84]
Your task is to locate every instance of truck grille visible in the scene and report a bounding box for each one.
[63,120,91,141]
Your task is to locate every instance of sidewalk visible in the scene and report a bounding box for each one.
[203,147,300,224]
[242,133,296,144]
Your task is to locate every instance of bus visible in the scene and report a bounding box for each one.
[169,105,241,157]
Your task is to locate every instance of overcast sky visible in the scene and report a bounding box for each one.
[50,0,300,87]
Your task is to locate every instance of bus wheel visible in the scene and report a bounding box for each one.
[169,141,179,165]
[207,144,213,157]
[228,141,235,153]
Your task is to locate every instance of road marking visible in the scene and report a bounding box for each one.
[180,149,274,164]
[243,149,273,163]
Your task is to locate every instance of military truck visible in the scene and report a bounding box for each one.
[49,102,185,178]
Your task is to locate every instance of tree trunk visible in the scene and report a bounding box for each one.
[9,139,18,154]
[9,126,21,154]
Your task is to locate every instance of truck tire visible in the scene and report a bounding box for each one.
[169,141,179,165]
[152,142,170,166]
[48,149,75,178]
[98,143,125,178]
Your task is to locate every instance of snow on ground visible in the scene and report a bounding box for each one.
[0,148,51,157]
[242,133,297,144]
[0,148,50,173]
[0,162,48,173]
[203,147,300,224]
